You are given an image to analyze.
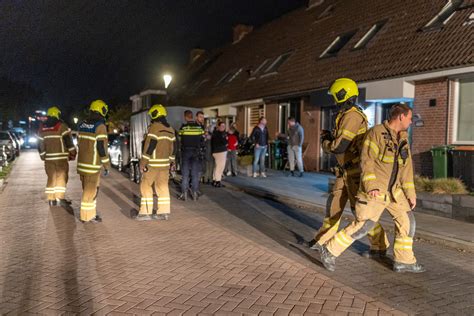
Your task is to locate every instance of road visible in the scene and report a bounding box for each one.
[0,150,472,315]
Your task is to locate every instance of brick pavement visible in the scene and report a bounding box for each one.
[0,151,402,315]
[2,151,474,315]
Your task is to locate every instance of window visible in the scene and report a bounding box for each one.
[319,31,357,58]
[189,79,209,95]
[262,52,293,76]
[422,0,464,31]
[249,59,270,80]
[215,71,233,86]
[455,78,474,143]
[353,20,387,49]
[227,68,242,82]
[463,12,474,26]
[315,4,335,22]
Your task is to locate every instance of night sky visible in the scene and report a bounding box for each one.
[0,0,306,111]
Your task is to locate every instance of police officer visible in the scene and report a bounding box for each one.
[311,78,388,257]
[77,100,110,223]
[178,110,204,201]
[37,106,76,206]
[137,104,176,221]
[321,103,425,273]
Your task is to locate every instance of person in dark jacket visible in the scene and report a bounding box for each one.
[250,117,269,178]
[287,117,305,177]
[211,121,227,187]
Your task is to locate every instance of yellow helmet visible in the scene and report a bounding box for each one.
[89,100,108,117]
[46,106,61,119]
[328,78,359,104]
[148,104,167,119]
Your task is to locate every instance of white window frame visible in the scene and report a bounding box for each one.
[249,59,270,80]
[319,36,341,58]
[261,52,292,77]
[353,21,386,50]
[451,79,474,145]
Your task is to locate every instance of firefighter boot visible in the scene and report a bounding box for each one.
[48,200,57,207]
[393,262,426,273]
[320,246,336,272]
[152,214,169,221]
[361,249,387,259]
[83,215,102,223]
[135,214,153,221]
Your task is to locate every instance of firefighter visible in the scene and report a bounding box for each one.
[321,103,425,273]
[137,104,176,221]
[37,106,76,206]
[77,100,110,223]
[178,110,204,201]
[311,78,389,257]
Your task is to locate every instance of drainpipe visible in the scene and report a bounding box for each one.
[446,79,451,145]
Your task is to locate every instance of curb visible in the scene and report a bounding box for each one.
[225,182,474,252]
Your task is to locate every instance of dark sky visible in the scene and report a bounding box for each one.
[0,0,306,110]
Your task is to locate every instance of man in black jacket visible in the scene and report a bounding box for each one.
[178,110,204,201]
[250,117,269,178]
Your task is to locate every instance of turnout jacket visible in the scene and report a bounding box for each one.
[359,120,416,202]
[322,106,367,170]
[77,117,110,175]
[140,121,176,169]
[38,118,75,161]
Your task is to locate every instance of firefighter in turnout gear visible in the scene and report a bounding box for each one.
[311,78,389,255]
[178,110,205,201]
[321,103,425,273]
[137,104,176,221]
[38,106,76,206]
[77,100,110,223]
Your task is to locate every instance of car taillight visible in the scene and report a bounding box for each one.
[124,140,128,145]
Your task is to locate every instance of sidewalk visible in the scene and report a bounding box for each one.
[224,170,474,251]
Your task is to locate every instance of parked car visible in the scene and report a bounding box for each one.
[109,133,130,171]
[8,132,21,157]
[0,131,17,161]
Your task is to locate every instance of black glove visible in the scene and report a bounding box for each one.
[321,130,333,142]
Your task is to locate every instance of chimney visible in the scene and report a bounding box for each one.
[307,0,324,9]
[233,24,253,44]
[189,48,206,65]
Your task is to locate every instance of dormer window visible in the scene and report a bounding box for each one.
[422,0,464,31]
[353,20,387,50]
[319,31,357,58]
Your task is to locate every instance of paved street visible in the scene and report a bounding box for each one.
[0,151,473,315]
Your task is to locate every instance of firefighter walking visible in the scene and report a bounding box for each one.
[137,104,176,221]
[77,100,110,223]
[321,103,425,273]
[37,106,76,206]
[311,78,389,256]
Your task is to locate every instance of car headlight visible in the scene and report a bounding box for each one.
[28,136,37,143]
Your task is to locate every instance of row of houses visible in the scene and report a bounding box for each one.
[169,0,474,176]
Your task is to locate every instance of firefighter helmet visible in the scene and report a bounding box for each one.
[148,104,167,119]
[46,106,61,119]
[90,100,108,117]
[328,78,359,104]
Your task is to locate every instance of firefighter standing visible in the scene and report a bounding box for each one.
[38,106,76,206]
[77,100,110,223]
[311,78,389,256]
[137,104,176,221]
[178,110,204,201]
[321,103,425,273]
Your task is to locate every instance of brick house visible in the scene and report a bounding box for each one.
[172,0,474,176]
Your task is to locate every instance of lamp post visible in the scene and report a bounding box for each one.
[163,74,172,89]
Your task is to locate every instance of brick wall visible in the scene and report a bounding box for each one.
[412,78,450,177]
[235,106,245,136]
[300,97,321,171]
[265,102,279,141]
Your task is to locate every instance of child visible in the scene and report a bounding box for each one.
[225,127,239,176]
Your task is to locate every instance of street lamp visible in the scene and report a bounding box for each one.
[73,117,79,124]
[163,74,172,89]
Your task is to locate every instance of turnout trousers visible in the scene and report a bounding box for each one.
[326,194,417,264]
[140,168,170,215]
[45,160,69,201]
[80,173,100,222]
[313,169,389,251]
